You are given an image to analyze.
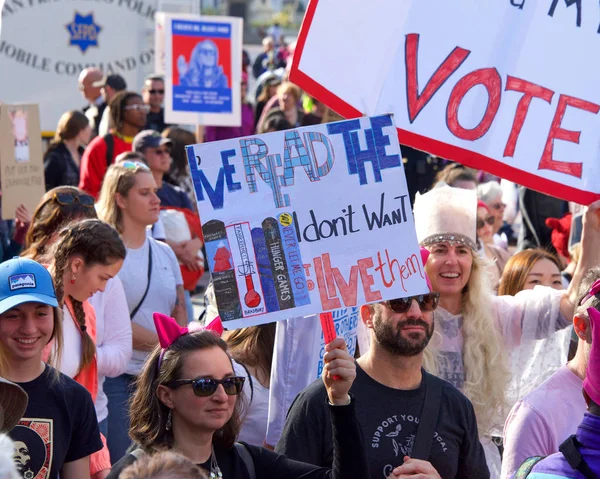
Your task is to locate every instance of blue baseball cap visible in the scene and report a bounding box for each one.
[0,257,58,315]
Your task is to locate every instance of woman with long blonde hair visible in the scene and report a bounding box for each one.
[414,184,600,478]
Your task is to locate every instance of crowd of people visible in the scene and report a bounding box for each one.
[0,35,598,479]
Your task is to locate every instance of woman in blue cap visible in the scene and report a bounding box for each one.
[0,257,102,479]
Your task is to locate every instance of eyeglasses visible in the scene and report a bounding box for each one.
[383,293,440,313]
[53,192,95,208]
[489,202,505,210]
[476,216,495,229]
[121,160,150,171]
[166,376,245,397]
[149,89,165,95]
[125,104,150,113]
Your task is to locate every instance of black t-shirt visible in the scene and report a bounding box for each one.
[144,108,169,133]
[276,366,489,479]
[108,401,370,479]
[9,365,103,479]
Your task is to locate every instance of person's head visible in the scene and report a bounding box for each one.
[23,186,97,261]
[0,434,20,479]
[498,249,563,296]
[119,451,208,479]
[129,325,245,451]
[48,219,125,374]
[142,75,165,111]
[434,163,477,190]
[97,161,160,233]
[133,130,173,176]
[361,293,439,357]
[477,181,504,234]
[277,82,301,112]
[78,67,103,103]
[262,36,274,52]
[225,323,276,382]
[476,201,495,247]
[161,127,196,178]
[109,91,148,134]
[0,377,28,433]
[94,74,127,104]
[259,112,292,133]
[51,110,91,148]
[573,268,600,412]
[0,258,61,375]
[257,75,282,103]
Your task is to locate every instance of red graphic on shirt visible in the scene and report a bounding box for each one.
[213,247,232,271]
[11,418,53,479]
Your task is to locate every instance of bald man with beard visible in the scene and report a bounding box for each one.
[79,67,105,137]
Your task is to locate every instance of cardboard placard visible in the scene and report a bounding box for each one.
[186,114,428,329]
[291,0,600,204]
[0,104,45,220]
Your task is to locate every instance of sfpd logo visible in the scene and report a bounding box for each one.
[65,12,102,54]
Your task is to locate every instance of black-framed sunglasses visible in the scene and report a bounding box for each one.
[384,293,440,313]
[149,89,165,95]
[476,216,495,229]
[53,192,95,208]
[166,376,245,397]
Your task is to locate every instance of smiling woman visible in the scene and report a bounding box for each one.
[0,257,103,479]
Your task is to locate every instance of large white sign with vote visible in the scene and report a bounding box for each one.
[291,0,600,204]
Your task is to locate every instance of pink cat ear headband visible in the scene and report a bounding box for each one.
[153,312,224,370]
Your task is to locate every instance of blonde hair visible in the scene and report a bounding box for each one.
[119,451,208,479]
[277,82,301,103]
[96,162,150,233]
[423,251,510,434]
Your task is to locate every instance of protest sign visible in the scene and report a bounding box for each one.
[164,13,243,126]
[0,104,45,219]
[186,114,428,328]
[291,0,600,204]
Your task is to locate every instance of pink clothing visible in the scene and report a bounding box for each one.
[500,365,586,479]
[204,103,255,141]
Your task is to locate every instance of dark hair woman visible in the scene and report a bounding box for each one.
[107,314,368,479]
[44,110,91,191]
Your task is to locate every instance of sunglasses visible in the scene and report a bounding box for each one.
[167,376,245,397]
[384,293,440,313]
[489,202,505,210]
[149,89,165,95]
[476,216,495,229]
[125,104,150,113]
[53,192,95,208]
[121,160,150,171]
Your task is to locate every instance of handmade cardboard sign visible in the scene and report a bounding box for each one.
[164,13,243,126]
[291,0,600,204]
[0,104,45,219]
[186,114,428,328]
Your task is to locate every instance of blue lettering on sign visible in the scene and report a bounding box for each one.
[186,147,241,210]
[327,115,401,185]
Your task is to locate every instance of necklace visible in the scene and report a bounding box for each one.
[209,446,223,478]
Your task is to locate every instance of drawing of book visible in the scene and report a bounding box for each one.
[262,217,295,310]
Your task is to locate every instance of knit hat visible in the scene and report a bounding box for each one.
[0,377,28,433]
[584,307,600,406]
[413,183,478,250]
[546,213,572,260]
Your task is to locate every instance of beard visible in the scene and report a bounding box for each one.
[372,313,434,356]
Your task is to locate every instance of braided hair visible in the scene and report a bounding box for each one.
[49,219,126,375]
[110,91,143,131]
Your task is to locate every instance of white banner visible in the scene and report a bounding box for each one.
[186,115,428,328]
[291,0,600,204]
[164,13,242,126]
[0,0,156,132]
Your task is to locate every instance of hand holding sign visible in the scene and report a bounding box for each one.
[321,337,355,406]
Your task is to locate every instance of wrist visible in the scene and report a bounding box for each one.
[327,394,351,406]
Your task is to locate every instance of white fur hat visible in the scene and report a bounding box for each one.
[413,183,477,250]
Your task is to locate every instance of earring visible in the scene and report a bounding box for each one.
[166,409,172,431]
[70,274,76,285]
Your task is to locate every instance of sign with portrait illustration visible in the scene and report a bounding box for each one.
[0,104,45,220]
[164,13,243,126]
[186,115,428,328]
[291,0,600,204]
